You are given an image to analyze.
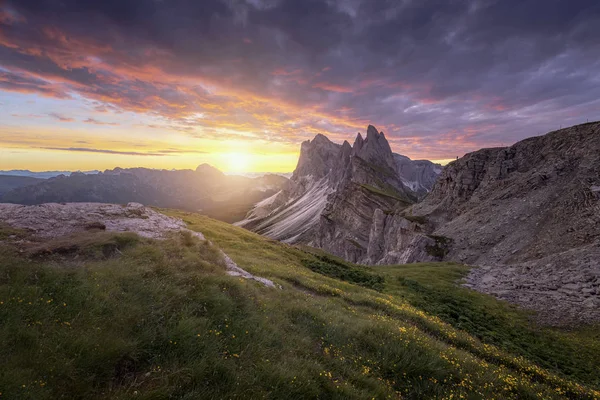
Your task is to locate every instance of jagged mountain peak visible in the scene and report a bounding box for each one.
[366,124,380,139]
[294,133,342,180]
[341,140,352,151]
[353,132,365,152]
[353,125,395,170]
[311,133,333,145]
[238,124,442,247]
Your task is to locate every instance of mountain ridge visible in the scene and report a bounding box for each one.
[406,121,600,324]
[0,165,288,223]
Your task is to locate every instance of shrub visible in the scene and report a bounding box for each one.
[302,254,384,291]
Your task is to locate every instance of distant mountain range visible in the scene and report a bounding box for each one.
[236,125,442,253]
[0,170,100,179]
[0,165,288,223]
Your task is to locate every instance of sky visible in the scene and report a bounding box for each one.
[1,0,599,173]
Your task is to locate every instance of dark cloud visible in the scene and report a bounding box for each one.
[0,69,68,98]
[1,0,600,159]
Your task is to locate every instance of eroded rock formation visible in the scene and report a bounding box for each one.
[237,125,442,264]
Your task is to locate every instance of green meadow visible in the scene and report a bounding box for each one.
[0,210,598,399]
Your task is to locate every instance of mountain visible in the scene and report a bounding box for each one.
[237,121,600,324]
[0,165,288,223]
[0,205,598,398]
[0,175,44,197]
[0,169,99,179]
[306,121,598,324]
[236,125,442,259]
[406,121,600,324]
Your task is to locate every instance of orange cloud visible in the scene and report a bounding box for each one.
[312,82,353,93]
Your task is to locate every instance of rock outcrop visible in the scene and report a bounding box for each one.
[408,121,600,324]
[0,202,278,287]
[237,125,442,263]
[413,121,600,268]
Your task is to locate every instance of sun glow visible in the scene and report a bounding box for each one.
[223,152,251,173]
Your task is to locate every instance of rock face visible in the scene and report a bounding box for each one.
[413,121,600,267]
[237,125,442,263]
[393,154,443,198]
[1,166,288,223]
[409,121,600,325]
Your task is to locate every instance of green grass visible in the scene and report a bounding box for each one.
[301,253,385,292]
[377,264,600,388]
[0,211,598,399]
[359,183,409,204]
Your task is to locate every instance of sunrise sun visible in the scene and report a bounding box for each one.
[224,152,251,173]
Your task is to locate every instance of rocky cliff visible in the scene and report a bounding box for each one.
[237,125,442,262]
[413,121,600,267]
[408,122,600,324]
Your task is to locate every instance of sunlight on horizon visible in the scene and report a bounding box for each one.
[223,152,251,173]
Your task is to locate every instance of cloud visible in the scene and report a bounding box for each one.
[83,118,119,126]
[312,82,353,93]
[0,69,69,98]
[49,112,74,122]
[39,146,209,156]
[0,0,599,160]
[40,147,167,156]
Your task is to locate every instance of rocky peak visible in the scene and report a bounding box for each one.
[340,140,352,156]
[238,123,443,263]
[311,133,332,145]
[353,132,365,152]
[365,124,381,140]
[293,133,342,180]
[352,125,396,171]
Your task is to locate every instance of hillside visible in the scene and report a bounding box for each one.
[0,204,598,399]
[1,165,287,223]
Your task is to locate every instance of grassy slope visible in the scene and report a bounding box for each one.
[0,211,598,400]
